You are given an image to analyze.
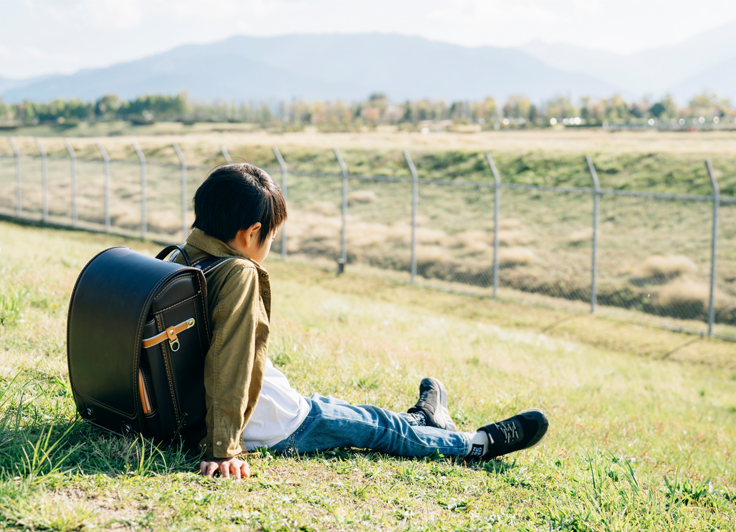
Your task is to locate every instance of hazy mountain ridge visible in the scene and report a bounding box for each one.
[0,74,56,96]
[521,20,736,99]
[2,26,736,104]
[0,34,614,103]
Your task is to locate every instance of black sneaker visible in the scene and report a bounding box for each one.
[408,377,457,432]
[478,408,548,459]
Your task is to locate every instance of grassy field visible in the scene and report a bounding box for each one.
[1,129,734,335]
[0,219,735,530]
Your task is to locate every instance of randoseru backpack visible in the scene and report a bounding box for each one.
[66,245,230,447]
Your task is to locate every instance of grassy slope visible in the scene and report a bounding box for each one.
[0,220,735,531]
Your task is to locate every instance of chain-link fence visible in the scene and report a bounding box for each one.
[1,137,734,341]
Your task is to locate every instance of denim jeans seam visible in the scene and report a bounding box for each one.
[313,413,466,454]
[288,414,316,452]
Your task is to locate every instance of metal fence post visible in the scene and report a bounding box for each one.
[63,139,77,227]
[173,143,188,243]
[34,138,48,223]
[705,160,720,337]
[7,137,20,217]
[586,155,600,314]
[95,141,110,232]
[273,146,287,261]
[404,150,419,284]
[133,142,147,239]
[485,153,501,299]
[220,145,233,163]
[334,148,349,273]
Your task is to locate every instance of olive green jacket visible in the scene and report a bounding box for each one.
[176,229,271,459]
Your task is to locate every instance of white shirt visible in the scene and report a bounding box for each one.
[241,358,310,451]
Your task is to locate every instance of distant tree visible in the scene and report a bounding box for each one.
[502,94,533,122]
[258,102,273,124]
[649,102,665,118]
[579,96,591,122]
[400,100,415,123]
[470,97,496,125]
[545,96,578,120]
[689,91,729,118]
[171,92,189,117]
[367,92,388,112]
[649,94,677,119]
[450,101,471,123]
[604,95,630,122]
[19,100,36,123]
[529,104,539,124]
[47,98,66,119]
[96,94,122,117]
[629,99,650,119]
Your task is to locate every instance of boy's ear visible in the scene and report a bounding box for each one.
[243,223,262,246]
[229,223,262,254]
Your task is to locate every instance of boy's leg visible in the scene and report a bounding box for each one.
[270,393,471,458]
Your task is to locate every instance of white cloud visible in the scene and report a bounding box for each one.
[28,0,144,30]
[85,0,143,30]
[427,0,559,26]
[168,0,270,19]
[21,46,78,63]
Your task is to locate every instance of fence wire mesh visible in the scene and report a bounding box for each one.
[1,143,734,341]
[595,195,715,332]
[0,154,15,214]
[495,187,594,309]
[715,202,736,339]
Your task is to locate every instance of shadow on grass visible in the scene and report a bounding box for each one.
[0,420,202,481]
[0,370,201,482]
[256,445,519,475]
[482,457,518,475]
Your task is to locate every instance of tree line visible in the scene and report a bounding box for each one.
[0,91,733,129]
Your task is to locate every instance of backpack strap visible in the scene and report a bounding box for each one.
[156,245,234,274]
[192,256,234,275]
[155,245,191,266]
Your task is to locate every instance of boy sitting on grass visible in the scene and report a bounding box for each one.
[178,163,549,480]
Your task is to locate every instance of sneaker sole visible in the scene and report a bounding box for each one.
[425,377,457,432]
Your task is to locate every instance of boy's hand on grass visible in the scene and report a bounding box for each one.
[199,457,250,480]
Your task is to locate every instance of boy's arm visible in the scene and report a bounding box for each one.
[201,263,265,460]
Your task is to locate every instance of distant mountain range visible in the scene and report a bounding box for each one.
[520,19,736,100]
[2,24,736,104]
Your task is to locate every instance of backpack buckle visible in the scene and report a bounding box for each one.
[166,327,180,352]
[142,318,196,350]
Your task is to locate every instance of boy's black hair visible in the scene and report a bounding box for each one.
[193,163,287,245]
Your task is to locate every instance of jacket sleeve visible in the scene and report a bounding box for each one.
[201,263,262,459]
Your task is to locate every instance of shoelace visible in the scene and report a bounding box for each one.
[496,420,520,444]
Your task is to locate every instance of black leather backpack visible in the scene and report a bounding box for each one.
[66,245,229,447]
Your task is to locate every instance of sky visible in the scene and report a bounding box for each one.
[2,0,736,79]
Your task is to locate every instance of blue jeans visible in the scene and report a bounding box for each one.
[269,394,471,457]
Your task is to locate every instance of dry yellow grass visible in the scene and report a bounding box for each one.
[656,278,709,314]
[566,228,598,245]
[414,245,447,265]
[347,190,378,204]
[498,229,536,246]
[498,247,536,267]
[4,129,736,165]
[499,219,524,230]
[385,223,446,246]
[452,230,490,255]
[306,201,337,216]
[632,255,698,279]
